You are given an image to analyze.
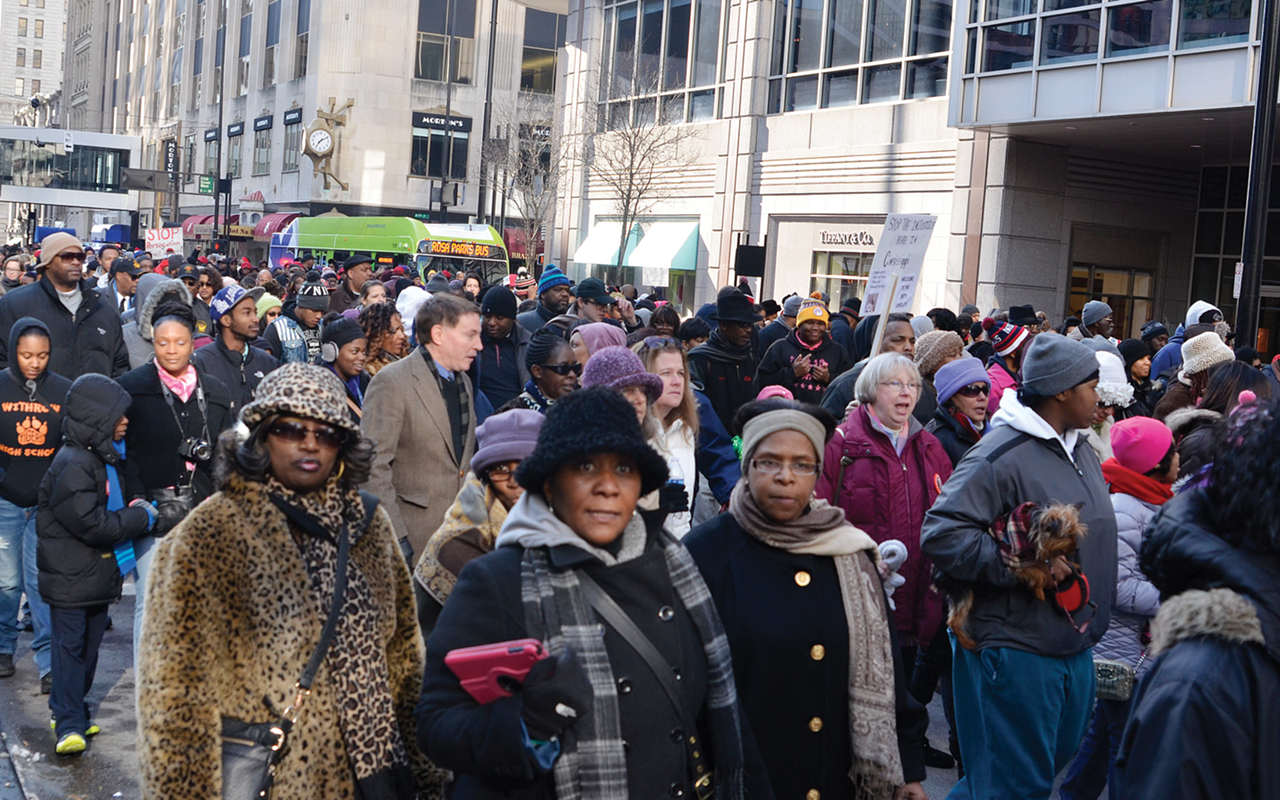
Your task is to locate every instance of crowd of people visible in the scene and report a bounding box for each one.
[0,231,1276,800]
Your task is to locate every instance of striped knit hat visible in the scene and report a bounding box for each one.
[982,317,1030,357]
[537,264,570,294]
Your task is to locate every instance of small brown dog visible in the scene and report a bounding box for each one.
[944,502,1088,650]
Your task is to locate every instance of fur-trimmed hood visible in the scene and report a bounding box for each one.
[1164,406,1221,437]
[136,277,194,341]
[1141,488,1280,663]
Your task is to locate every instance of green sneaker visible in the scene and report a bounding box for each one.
[51,718,99,736]
[55,733,86,755]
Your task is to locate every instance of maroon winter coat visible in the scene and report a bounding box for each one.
[815,404,953,647]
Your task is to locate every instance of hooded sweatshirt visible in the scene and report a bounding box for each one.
[122,276,202,369]
[0,317,73,507]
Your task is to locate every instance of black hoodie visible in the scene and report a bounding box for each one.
[0,317,73,507]
[36,374,150,608]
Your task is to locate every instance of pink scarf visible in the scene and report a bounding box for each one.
[158,364,197,402]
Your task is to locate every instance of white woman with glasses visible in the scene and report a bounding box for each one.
[924,356,992,468]
[686,397,930,800]
[814,353,954,665]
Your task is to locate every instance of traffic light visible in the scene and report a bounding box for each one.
[211,239,231,256]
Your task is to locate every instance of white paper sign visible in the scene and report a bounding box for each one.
[865,214,936,314]
[861,269,893,316]
[146,227,184,254]
[1234,261,1243,299]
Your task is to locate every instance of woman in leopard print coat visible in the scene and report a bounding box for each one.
[136,363,438,800]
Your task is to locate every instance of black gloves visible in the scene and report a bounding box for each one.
[658,481,690,514]
[520,646,593,741]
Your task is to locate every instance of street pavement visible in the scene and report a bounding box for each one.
[0,588,1090,800]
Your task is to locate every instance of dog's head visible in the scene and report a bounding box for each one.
[1030,502,1088,559]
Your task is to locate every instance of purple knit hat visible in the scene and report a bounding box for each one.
[573,322,627,356]
[581,346,664,403]
[471,409,546,474]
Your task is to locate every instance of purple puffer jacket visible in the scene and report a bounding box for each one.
[815,405,954,647]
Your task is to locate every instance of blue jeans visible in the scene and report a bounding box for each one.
[131,534,159,660]
[1059,698,1132,800]
[0,497,50,676]
[947,637,1095,800]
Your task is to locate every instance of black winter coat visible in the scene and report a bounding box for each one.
[0,278,130,379]
[416,520,771,800]
[1114,489,1280,800]
[0,317,73,508]
[755,331,853,405]
[117,362,232,502]
[36,374,150,608]
[190,336,279,416]
[755,319,791,361]
[829,313,858,363]
[923,405,983,468]
[688,330,759,431]
[685,513,928,799]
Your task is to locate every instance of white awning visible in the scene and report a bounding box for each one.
[629,221,699,271]
[572,221,640,267]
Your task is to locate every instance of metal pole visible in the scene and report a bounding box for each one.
[475,0,500,225]
[440,0,456,224]
[1237,0,1280,351]
[212,0,227,251]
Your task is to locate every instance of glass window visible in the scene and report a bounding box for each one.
[786,74,819,110]
[986,0,1035,20]
[862,62,901,102]
[1107,0,1172,56]
[1178,0,1251,48]
[689,88,715,120]
[228,135,242,178]
[810,251,873,306]
[827,0,864,67]
[16,49,25,67]
[983,20,1035,70]
[638,0,664,89]
[790,0,823,72]
[603,0,723,119]
[34,19,43,38]
[1068,263,1155,339]
[18,18,28,36]
[612,3,638,98]
[823,68,860,105]
[906,56,948,96]
[664,0,691,89]
[283,121,300,172]
[770,0,789,74]
[521,10,566,94]
[13,79,23,97]
[205,138,217,175]
[266,0,280,45]
[690,0,720,85]
[253,128,271,175]
[411,128,469,180]
[33,49,41,69]
[183,132,195,183]
[32,79,41,93]
[865,0,905,61]
[1041,9,1100,63]
[910,0,952,54]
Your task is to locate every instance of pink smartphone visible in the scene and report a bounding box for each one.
[445,638,547,704]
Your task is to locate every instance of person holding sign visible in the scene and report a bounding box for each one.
[756,301,852,405]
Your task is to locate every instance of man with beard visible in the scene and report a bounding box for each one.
[192,284,280,414]
[516,265,572,333]
[688,290,762,430]
[468,286,529,410]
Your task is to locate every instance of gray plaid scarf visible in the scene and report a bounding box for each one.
[505,494,744,800]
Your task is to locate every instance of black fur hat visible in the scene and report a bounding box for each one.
[515,387,669,495]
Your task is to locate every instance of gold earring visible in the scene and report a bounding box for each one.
[335,460,346,481]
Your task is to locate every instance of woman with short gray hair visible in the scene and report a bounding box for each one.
[817,351,954,663]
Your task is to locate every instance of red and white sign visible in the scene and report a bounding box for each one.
[145,227,184,254]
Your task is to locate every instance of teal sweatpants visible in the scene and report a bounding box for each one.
[946,637,1095,800]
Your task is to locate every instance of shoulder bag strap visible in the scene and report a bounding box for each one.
[577,571,714,799]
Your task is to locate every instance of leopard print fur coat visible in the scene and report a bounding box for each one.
[136,473,439,800]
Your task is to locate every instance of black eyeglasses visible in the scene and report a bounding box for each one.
[954,383,990,398]
[540,362,583,376]
[267,420,346,449]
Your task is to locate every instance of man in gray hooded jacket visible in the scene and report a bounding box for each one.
[921,333,1117,800]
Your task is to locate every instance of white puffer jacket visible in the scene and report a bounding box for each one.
[1094,492,1163,670]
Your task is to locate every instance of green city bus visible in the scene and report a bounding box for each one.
[269,217,510,283]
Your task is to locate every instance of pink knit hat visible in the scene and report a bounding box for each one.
[756,385,795,401]
[1109,416,1173,474]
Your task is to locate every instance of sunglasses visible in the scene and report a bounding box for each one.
[58,252,87,263]
[642,336,681,349]
[267,420,346,449]
[540,362,583,376]
[955,383,990,398]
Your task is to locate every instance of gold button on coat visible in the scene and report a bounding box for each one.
[795,571,811,587]
[810,644,825,661]
[807,790,821,800]
[808,716,823,732]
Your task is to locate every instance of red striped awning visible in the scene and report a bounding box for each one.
[254,212,300,242]
[182,214,239,238]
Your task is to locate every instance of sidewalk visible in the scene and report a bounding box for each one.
[0,594,141,800]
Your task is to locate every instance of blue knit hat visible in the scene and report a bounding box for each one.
[537,264,570,294]
[935,356,990,406]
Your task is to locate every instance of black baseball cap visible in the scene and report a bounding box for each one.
[173,264,201,282]
[110,256,144,277]
[575,277,616,305]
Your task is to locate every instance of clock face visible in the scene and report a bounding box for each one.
[308,129,333,155]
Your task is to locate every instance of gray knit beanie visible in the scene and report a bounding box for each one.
[1081,300,1112,328]
[1021,334,1099,397]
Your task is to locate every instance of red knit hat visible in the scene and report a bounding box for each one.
[982,317,1030,357]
